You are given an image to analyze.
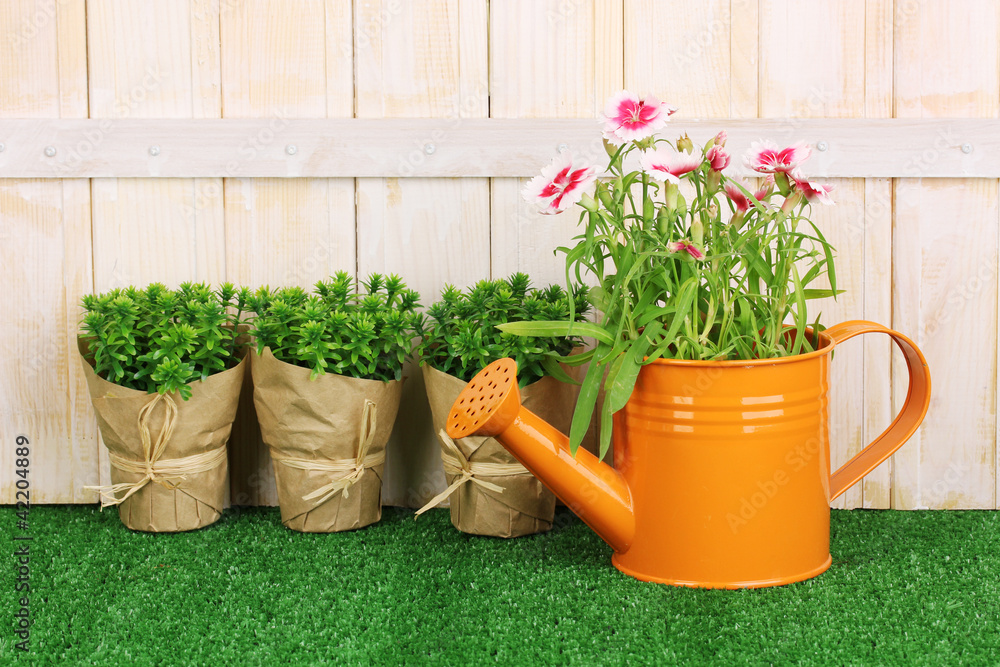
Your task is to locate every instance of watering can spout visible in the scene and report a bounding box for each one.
[445,359,635,552]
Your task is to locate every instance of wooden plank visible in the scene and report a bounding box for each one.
[489,0,623,287]
[861,0,894,509]
[626,0,732,117]
[0,0,93,503]
[2,117,1000,178]
[729,0,758,119]
[220,0,355,507]
[87,0,226,283]
[87,0,226,494]
[355,0,490,508]
[893,0,998,509]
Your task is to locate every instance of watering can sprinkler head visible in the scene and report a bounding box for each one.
[446,358,522,439]
[446,359,635,554]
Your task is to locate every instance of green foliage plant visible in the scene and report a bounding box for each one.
[79,282,250,400]
[504,91,840,457]
[416,273,591,388]
[247,272,421,382]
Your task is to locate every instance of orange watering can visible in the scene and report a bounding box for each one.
[446,321,931,588]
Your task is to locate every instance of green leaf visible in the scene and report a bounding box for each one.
[791,264,808,355]
[597,353,626,457]
[587,285,611,313]
[497,320,616,346]
[541,355,580,385]
[551,348,595,366]
[569,353,605,455]
[804,219,838,294]
[606,321,663,415]
[647,278,698,362]
[801,288,844,300]
[637,305,676,328]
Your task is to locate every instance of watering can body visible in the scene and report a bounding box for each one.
[446,321,931,588]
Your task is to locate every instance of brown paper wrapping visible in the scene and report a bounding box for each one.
[251,348,402,533]
[421,363,577,537]
[78,338,245,532]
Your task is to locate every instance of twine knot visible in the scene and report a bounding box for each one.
[272,400,383,505]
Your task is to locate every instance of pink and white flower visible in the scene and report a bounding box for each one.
[601,90,677,143]
[706,144,731,171]
[667,240,705,260]
[724,179,774,212]
[638,148,701,184]
[601,128,627,147]
[521,151,597,215]
[790,171,834,205]
[724,180,752,212]
[743,140,811,174]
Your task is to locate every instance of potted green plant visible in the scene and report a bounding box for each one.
[248,272,421,533]
[414,274,589,537]
[465,90,932,586]
[78,282,249,532]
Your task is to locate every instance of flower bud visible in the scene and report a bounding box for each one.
[597,182,615,210]
[691,219,704,246]
[579,192,599,213]
[774,172,793,197]
[714,130,727,147]
[656,205,671,235]
[664,183,679,212]
[635,137,656,151]
[707,169,722,195]
[780,190,803,214]
[706,145,730,172]
[614,176,625,203]
[677,133,694,153]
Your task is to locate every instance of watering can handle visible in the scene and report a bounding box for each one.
[824,320,932,501]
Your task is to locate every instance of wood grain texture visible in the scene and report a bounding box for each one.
[893,0,999,509]
[0,0,94,503]
[489,0,623,287]
[355,0,490,508]
[626,0,733,117]
[3,117,1000,178]
[220,0,355,506]
[860,0,894,509]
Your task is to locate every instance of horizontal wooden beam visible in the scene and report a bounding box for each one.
[0,118,997,179]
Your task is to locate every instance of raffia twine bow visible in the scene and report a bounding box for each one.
[270,399,384,506]
[415,429,534,517]
[85,392,227,508]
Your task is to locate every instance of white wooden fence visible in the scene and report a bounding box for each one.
[1,0,997,510]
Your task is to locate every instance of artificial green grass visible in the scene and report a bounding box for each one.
[4,506,1000,665]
